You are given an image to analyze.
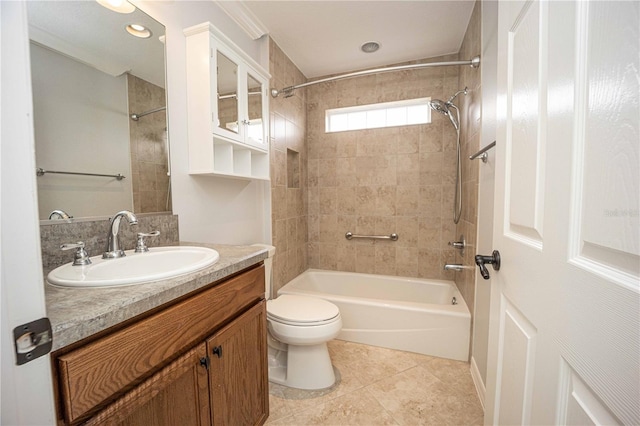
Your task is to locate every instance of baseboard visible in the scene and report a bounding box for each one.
[470,356,486,411]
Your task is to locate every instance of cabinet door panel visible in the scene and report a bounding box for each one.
[207,302,268,426]
[86,344,211,426]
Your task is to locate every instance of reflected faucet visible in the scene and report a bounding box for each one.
[103,210,138,259]
[49,209,72,220]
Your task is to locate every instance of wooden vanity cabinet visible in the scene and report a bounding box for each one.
[53,265,268,426]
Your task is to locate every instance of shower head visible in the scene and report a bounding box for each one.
[429,87,468,131]
[429,99,450,115]
[429,99,460,130]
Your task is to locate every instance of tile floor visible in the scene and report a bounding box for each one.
[266,340,484,425]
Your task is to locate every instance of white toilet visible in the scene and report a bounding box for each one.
[253,244,342,390]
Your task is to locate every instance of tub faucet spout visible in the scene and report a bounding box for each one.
[443,264,464,271]
[103,210,138,259]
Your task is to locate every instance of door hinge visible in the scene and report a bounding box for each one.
[200,356,210,370]
[13,318,53,365]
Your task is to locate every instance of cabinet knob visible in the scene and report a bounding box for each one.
[199,356,210,369]
[212,345,223,358]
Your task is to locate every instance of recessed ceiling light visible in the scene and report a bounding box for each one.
[126,24,152,39]
[361,41,380,53]
[96,0,135,14]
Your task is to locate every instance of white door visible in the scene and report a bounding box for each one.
[485,1,639,425]
[1,1,57,424]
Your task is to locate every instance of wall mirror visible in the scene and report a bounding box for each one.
[27,1,170,221]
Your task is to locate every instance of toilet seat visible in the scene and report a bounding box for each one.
[267,295,340,326]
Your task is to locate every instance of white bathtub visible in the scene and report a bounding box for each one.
[278,269,471,361]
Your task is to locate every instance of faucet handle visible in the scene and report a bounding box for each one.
[448,235,466,251]
[135,231,160,253]
[60,242,91,266]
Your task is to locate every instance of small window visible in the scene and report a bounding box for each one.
[325,98,431,133]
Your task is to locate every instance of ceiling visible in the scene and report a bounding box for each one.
[240,1,476,78]
[26,1,165,88]
[25,1,473,89]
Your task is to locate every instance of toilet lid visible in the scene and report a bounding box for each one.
[267,295,340,325]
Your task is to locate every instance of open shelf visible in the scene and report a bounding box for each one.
[189,135,269,181]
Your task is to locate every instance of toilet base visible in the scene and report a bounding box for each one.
[267,342,336,390]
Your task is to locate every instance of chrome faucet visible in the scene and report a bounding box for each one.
[103,210,138,259]
[443,264,464,271]
[49,209,72,220]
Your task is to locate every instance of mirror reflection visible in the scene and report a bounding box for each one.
[27,1,170,221]
[247,73,263,145]
[217,51,239,134]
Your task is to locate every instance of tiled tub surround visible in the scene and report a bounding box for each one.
[454,0,482,317]
[127,74,171,214]
[46,243,268,351]
[269,38,309,295]
[40,213,178,274]
[306,55,462,280]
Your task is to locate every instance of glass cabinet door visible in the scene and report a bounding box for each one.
[246,73,264,146]
[216,51,239,135]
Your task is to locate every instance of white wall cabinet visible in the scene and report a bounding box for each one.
[184,22,270,180]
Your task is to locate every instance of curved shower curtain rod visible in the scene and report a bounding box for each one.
[271,55,480,98]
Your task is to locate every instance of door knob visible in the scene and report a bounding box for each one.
[475,250,501,280]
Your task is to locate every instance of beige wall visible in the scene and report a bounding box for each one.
[269,39,308,295]
[305,56,462,280]
[127,74,170,213]
[455,1,482,316]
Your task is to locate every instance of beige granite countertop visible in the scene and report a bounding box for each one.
[45,243,268,351]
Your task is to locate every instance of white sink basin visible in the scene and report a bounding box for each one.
[47,246,220,288]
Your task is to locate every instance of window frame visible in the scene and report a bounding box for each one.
[325,97,432,133]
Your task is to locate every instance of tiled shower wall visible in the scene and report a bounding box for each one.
[127,74,170,213]
[305,56,461,280]
[455,0,482,316]
[269,39,308,295]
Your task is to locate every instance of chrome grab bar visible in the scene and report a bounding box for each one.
[36,168,125,181]
[130,106,166,121]
[469,141,496,163]
[345,231,398,241]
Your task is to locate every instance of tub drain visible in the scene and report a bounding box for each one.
[452,297,458,305]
